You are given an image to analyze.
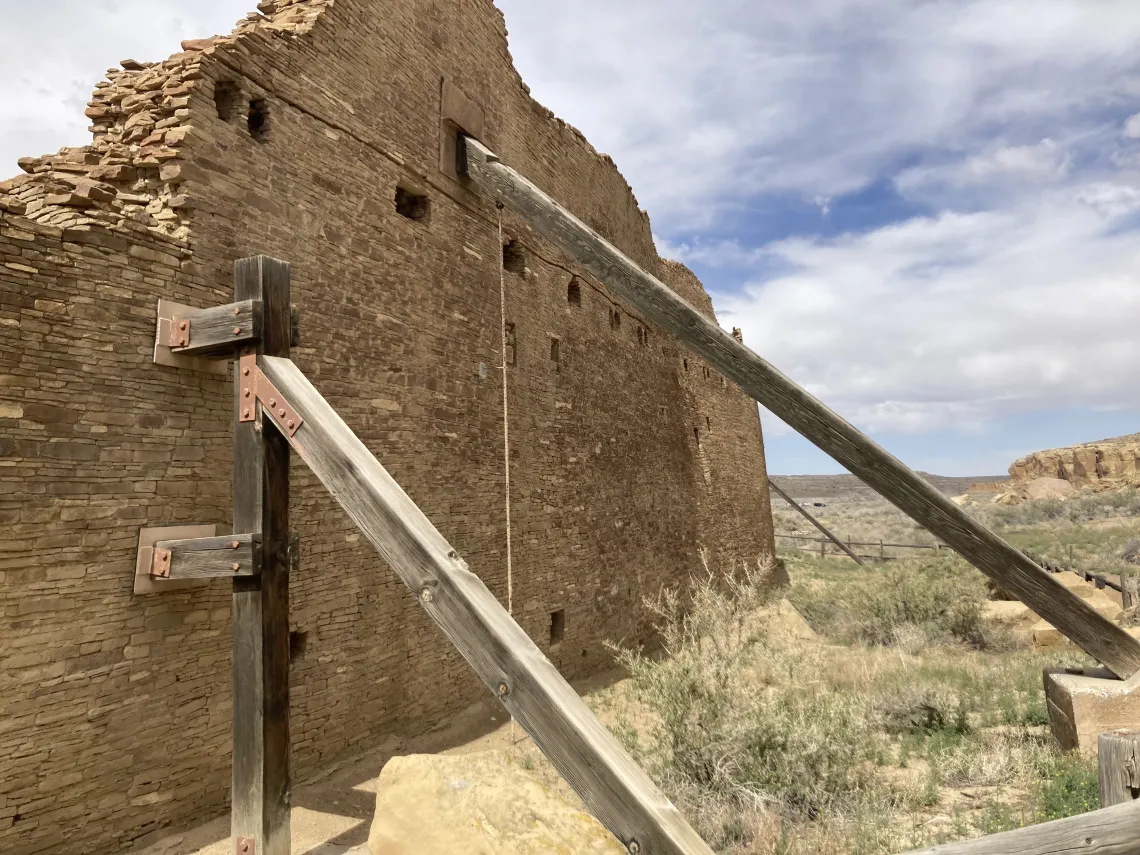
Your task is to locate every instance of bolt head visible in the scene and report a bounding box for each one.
[179,321,188,330]
[232,541,239,549]
[243,408,251,418]
[277,408,286,418]
[497,682,509,697]
[233,306,240,315]
[420,587,434,603]
[243,367,251,376]
[287,420,295,429]
[233,327,242,335]
[627,842,641,855]
[232,563,241,572]
[268,398,276,407]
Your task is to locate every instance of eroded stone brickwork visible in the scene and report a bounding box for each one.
[0,2,776,852]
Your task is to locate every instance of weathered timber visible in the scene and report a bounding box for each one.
[257,355,712,855]
[768,478,863,564]
[169,299,262,356]
[898,799,1140,855]
[1100,730,1140,807]
[458,134,1140,679]
[151,533,260,579]
[231,257,291,855]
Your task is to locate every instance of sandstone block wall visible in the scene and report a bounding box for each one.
[0,2,776,853]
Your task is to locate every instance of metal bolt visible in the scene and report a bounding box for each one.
[233,327,242,335]
[243,388,251,398]
[241,842,250,854]
[268,398,276,407]
[179,321,188,330]
[277,408,286,418]
[497,682,509,697]
[287,420,295,430]
[243,408,251,418]
[243,367,251,377]
[420,587,434,603]
[233,306,240,315]
[627,841,641,855]
[232,563,241,572]
[232,541,239,549]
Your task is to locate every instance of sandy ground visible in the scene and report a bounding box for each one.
[134,669,625,855]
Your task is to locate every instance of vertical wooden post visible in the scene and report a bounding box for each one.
[232,257,292,855]
[880,539,885,561]
[820,537,825,559]
[1099,730,1140,807]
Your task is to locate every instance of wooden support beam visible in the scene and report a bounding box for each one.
[256,355,712,855]
[231,257,292,855]
[457,134,1140,679]
[151,533,260,579]
[897,799,1140,855]
[768,478,863,565]
[1100,730,1140,808]
[161,299,262,357]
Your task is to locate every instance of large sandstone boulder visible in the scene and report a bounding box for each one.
[367,751,625,855]
[1020,477,1077,501]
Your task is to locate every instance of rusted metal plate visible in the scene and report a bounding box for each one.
[238,353,302,437]
[153,299,226,375]
[151,547,172,578]
[133,524,216,595]
[235,837,255,855]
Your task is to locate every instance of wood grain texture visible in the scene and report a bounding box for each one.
[768,478,863,564]
[153,534,260,579]
[898,799,1140,855]
[258,355,712,855]
[231,257,291,855]
[171,299,262,356]
[1099,731,1140,808]
[458,134,1140,679]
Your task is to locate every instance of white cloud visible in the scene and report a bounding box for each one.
[1126,112,1140,138]
[0,1,252,175]
[717,180,1140,435]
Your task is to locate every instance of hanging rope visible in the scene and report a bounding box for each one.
[497,203,514,617]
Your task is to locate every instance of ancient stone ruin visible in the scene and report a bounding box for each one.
[0,1,776,851]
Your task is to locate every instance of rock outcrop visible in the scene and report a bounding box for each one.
[1009,434,1140,491]
[367,752,625,854]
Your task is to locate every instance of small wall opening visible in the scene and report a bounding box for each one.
[567,277,582,306]
[703,366,711,380]
[503,240,526,274]
[550,609,565,647]
[248,98,270,142]
[637,326,649,347]
[289,630,308,663]
[683,358,689,371]
[395,186,430,222]
[610,308,621,330]
[214,80,240,122]
[549,337,561,372]
[706,416,712,433]
[693,427,701,445]
[504,322,517,366]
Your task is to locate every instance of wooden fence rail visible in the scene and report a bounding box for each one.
[458,133,1140,679]
[255,355,712,855]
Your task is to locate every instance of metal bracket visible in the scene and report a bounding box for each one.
[164,317,190,348]
[238,353,303,438]
[235,837,255,855]
[151,547,172,578]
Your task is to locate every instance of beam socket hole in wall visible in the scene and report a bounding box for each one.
[609,308,621,330]
[703,366,711,380]
[706,416,711,433]
[248,98,270,142]
[502,240,525,274]
[395,185,430,222]
[549,336,560,372]
[504,322,517,366]
[214,80,240,122]
[637,326,649,347]
[683,358,689,371]
[550,609,565,647]
[567,277,582,306]
[693,427,700,446]
[289,630,308,663]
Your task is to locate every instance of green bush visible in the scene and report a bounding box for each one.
[789,557,1005,651]
[608,555,885,849]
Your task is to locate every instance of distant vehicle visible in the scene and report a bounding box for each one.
[800,501,827,508]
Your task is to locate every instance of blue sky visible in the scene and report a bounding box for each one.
[3,1,1139,476]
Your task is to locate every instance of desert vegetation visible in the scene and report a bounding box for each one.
[595,552,1100,854]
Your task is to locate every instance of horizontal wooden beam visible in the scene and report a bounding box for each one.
[898,799,1140,855]
[151,533,260,579]
[161,299,263,357]
[457,134,1140,679]
[256,355,713,855]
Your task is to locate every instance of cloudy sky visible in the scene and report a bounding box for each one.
[4,1,1139,476]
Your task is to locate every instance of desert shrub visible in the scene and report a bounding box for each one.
[608,555,885,849]
[1032,753,1100,821]
[789,558,1000,650]
[980,488,1140,528]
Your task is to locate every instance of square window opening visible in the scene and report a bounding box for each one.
[550,609,566,646]
[395,186,431,222]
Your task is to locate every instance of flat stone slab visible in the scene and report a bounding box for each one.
[1044,666,1140,756]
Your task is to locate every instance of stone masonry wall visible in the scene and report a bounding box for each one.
[0,2,777,853]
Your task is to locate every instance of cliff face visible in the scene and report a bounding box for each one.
[1009,434,1140,489]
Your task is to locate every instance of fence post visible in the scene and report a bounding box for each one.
[820,537,825,559]
[1099,730,1140,807]
[880,539,885,561]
